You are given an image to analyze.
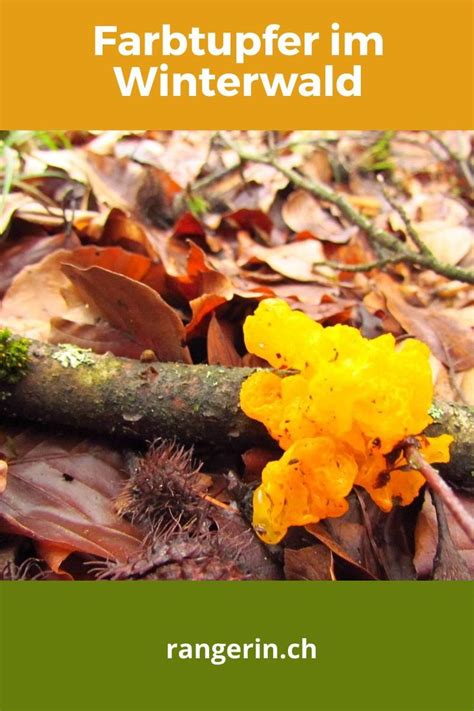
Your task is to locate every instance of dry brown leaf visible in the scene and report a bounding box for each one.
[412,223,473,265]
[282,189,355,244]
[0,232,81,297]
[0,428,143,562]
[207,314,242,367]
[0,249,96,340]
[62,264,191,362]
[284,545,334,580]
[239,236,329,282]
[49,319,145,360]
[375,274,474,371]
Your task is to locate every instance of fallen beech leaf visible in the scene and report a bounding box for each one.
[0,193,35,234]
[285,296,356,324]
[220,209,273,241]
[412,223,473,265]
[84,152,181,227]
[83,152,149,211]
[456,367,474,405]
[140,130,210,186]
[306,495,381,579]
[284,545,334,580]
[301,150,333,184]
[186,294,228,336]
[172,213,207,243]
[307,520,379,580]
[0,246,169,342]
[410,194,468,225]
[355,490,417,580]
[376,274,474,371]
[0,232,81,297]
[62,264,191,362]
[258,282,341,311]
[36,542,73,575]
[239,237,329,282]
[0,428,143,561]
[173,242,233,303]
[99,208,157,258]
[0,249,96,340]
[241,447,278,483]
[0,460,7,494]
[169,242,234,337]
[67,245,167,288]
[207,314,242,366]
[345,194,381,217]
[282,190,355,244]
[50,319,145,360]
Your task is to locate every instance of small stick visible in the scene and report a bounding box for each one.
[404,441,474,542]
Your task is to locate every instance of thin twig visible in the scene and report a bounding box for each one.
[426,130,474,189]
[191,162,241,192]
[216,132,474,285]
[313,255,406,273]
[380,183,434,258]
[404,441,474,542]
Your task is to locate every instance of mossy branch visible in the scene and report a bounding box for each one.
[0,338,473,492]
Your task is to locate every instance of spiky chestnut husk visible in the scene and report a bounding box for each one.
[116,440,209,529]
[95,532,246,581]
[1,558,46,580]
[115,440,279,579]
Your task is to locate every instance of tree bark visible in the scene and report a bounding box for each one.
[0,339,472,489]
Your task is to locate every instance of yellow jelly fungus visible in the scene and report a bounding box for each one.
[240,299,453,543]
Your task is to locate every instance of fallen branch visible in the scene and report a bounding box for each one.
[0,340,473,492]
[215,132,474,285]
[313,255,406,273]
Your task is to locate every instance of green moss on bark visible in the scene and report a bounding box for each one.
[0,329,30,384]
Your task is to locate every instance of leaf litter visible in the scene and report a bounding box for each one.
[0,129,472,579]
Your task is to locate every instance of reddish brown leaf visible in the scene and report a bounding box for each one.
[220,209,273,240]
[0,428,143,562]
[306,495,381,579]
[239,236,329,282]
[0,245,169,343]
[0,460,7,494]
[375,274,474,371]
[0,249,95,340]
[84,152,145,211]
[172,242,234,303]
[49,319,145,360]
[0,232,80,297]
[37,542,73,577]
[62,264,191,362]
[172,213,207,241]
[99,208,157,258]
[242,447,280,483]
[284,545,334,580]
[282,190,355,244]
[207,314,242,366]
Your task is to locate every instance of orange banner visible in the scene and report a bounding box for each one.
[0,0,472,128]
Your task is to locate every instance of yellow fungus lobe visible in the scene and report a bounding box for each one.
[240,299,452,543]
